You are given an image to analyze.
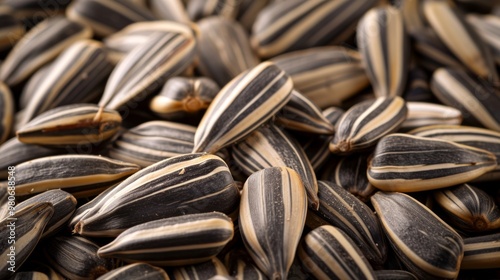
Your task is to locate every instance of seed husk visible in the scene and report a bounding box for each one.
[172,257,230,280]
[235,0,270,31]
[400,102,462,132]
[371,191,464,279]
[224,249,267,280]
[149,0,190,24]
[322,106,345,126]
[0,82,14,145]
[96,263,169,280]
[403,68,434,102]
[467,14,500,66]
[187,0,239,21]
[461,232,500,269]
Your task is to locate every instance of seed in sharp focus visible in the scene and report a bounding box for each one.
[400,102,462,132]
[239,167,307,279]
[368,133,497,192]
[0,82,14,145]
[330,96,408,154]
[96,263,169,280]
[461,232,500,269]
[172,257,230,280]
[371,192,464,279]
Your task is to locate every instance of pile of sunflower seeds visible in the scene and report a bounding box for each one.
[1,0,500,279]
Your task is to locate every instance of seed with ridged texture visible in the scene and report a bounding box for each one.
[461,232,500,269]
[0,82,14,145]
[372,192,463,279]
[172,258,229,280]
[400,102,462,132]
[330,96,407,154]
[193,61,293,153]
[97,263,169,280]
[239,167,307,279]
[368,134,497,192]
[298,225,376,280]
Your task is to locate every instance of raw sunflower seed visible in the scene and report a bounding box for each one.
[187,0,239,21]
[400,102,462,132]
[98,212,234,266]
[374,270,418,280]
[330,96,408,154]
[0,184,7,219]
[96,263,169,280]
[19,63,50,110]
[0,82,14,145]
[0,6,25,53]
[235,0,270,31]
[322,106,345,126]
[172,258,230,280]
[461,232,500,269]
[298,225,376,280]
[368,134,497,192]
[0,16,92,86]
[239,167,307,279]
[193,61,293,153]
[224,249,267,280]
[2,0,71,20]
[149,0,190,24]
[14,154,139,197]
[467,14,500,66]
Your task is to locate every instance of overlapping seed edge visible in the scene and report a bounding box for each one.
[1,1,500,279]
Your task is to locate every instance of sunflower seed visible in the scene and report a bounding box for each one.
[322,106,345,126]
[239,167,307,279]
[187,0,239,21]
[235,0,270,31]
[0,184,7,219]
[0,6,25,53]
[402,68,434,102]
[96,263,169,280]
[75,153,239,237]
[172,258,230,280]
[193,61,293,153]
[371,192,464,279]
[400,102,462,132]
[224,249,267,280]
[149,0,190,24]
[0,16,92,86]
[19,63,50,110]
[461,232,500,269]
[20,260,65,280]
[330,96,408,154]
[467,14,500,66]
[401,0,426,33]
[14,154,139,197]
[374,270,418,280]
[2,0,71,21]
[0,82,14,145]
[9,271,50,280]
[232,123,319,209]
[298,225,376,280]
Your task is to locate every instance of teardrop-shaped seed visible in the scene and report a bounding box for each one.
[461,232,500,269]
[0,202,54,279]
[187,0,239,21]
[307,181,387,266]
[66,0,155,37]
[98,212,234,266]
[97,263,169,280]
[0,16,92,86]
[149,0,190,24]
[239,167,307,279]
[172,258,229,280]
[20,260,65,280]
[149,77,220,119]
[99,31,196,110]
[368,134,497,192]
[0,82,14,145]
[357,6,410,98]
[434,183,500,232]
[232,123,319,209]
[271,47,370,108]
[423,0,499,84]
[17,104,122,147]
[15,154,139,197]
[252,0,377,58]
[330,96,407,154]
[298,225,376,280]
[371,192,464,279]
[374,270,418,280]
[193,61,293,154]
[75,153,239,237]
[224,249,267,280]
[0,7,24,52]
[108,120,196,167]
[400,102,462,132]
[467,14,500,66]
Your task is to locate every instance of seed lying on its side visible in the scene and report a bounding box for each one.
[224,249,267,280]
[232,123,319,209]
[0,6,24,52]
[330,96,408,154]
[16,104,122,146]
[374,270,418,280]
[98,212,234,266]
[271,47,370,108]
[467,14,500,66]
[368,134,497,192]
[15,154,139,197]
[235,0,270,31]
[434,183,500,232]
[0,82,14,145]
[0,16,92,86]
[307,181,387,266]
[298,225,376,280]
[357,6,410,98]
[149,0,190,24]
[401,0,426,33]
[371,192,464,279]
[322,106,345,126]
[187,0,239,21]
[44,236,116,280]
[461,232,500,269]
[172,258,229,280]
[0,202,54,280]
[400,102,462,132]
[193,61,293,153]
[3,0,71,20]
[239,167,307,279]
[96,263,169,280]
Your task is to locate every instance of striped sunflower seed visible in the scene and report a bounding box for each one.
[298,225,376,280]
[467,14,500,66]
[2,0,71,20]
[461,232,500,269]
[433,183,500,232]
[0,16,92,86]
[330,96,408,154]
[20,260,65,280]
[235,0,270,31]
[232,123,319,209]
[149,0,190,24]
[9,271,49,280]
[401,0,426,33]
[96,263,169,280]
[75,153,239,237]
[108,120,196,167]
[0,82,14,145]
[270,47,369,108]
[0,202,54,279]
[66,0,156,37]
[44,236,116,280]
[98,212,234,266]
[0,6,25,53]
[14,154,139,197]
[431,67,500,132]
[99,31,196,110]
[193,61,293,153]
[172,258,230,280]
[239,167,307,279]
[307,181,387,266]
[187,0,239,21]
[322,106,345,126]
[251,0,377,58]
[196,17,259,87]
[357,6,410,98]
[400,102,462,132]
[368,134,497,192]
[224,249,267,280]
[19,63,50,110]
[371,192,464,279]
[374,270,418,280]
[149,77,220,119]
